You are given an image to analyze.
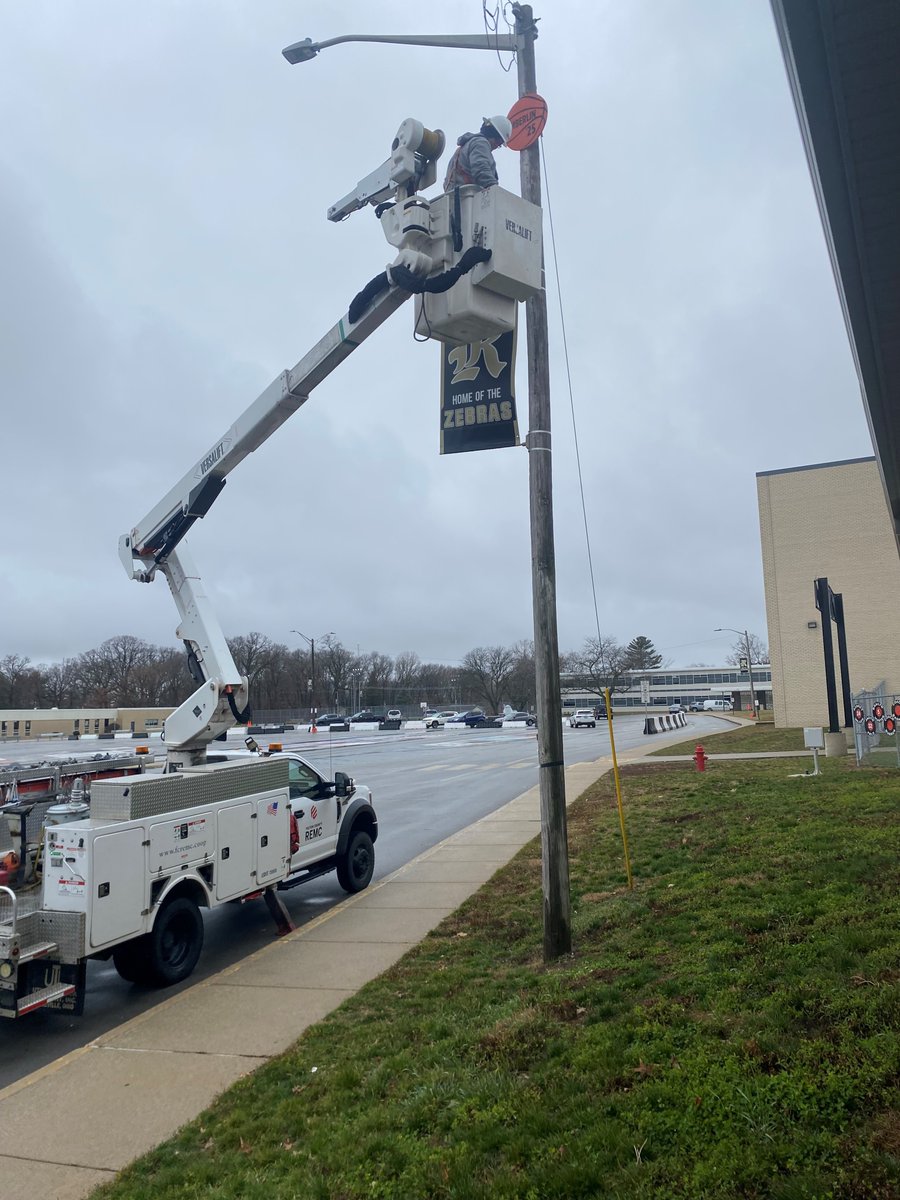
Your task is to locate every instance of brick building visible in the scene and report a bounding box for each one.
[0,708,172,741]
[757,457,900,728]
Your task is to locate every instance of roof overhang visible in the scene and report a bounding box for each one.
[770,0,900,553]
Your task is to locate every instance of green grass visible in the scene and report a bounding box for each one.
[652,723,810,756]
[92,761,900,1200]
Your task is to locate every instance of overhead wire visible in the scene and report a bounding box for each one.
[539,137,604,647]
[482,1,517,71]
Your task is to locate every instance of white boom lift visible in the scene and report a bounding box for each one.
[119,119,448,771]
[119,115,540,771]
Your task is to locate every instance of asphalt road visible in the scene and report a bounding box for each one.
[0,715,721,1087]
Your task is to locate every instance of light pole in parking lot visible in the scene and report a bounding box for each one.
[714,627,757,717]
[291,630,333,727]
[283,4,571,961]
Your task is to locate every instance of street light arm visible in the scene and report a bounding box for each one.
[283,32,517,64]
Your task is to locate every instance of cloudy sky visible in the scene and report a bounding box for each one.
[0,1,872,672]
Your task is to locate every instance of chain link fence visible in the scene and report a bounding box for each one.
[852,683,900,767]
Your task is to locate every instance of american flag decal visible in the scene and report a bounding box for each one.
[310,804,318,821]
[266,801,278,816]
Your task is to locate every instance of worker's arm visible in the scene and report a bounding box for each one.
[464,136,499,188]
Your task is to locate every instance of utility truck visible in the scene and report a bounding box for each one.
[0,115,541,1017]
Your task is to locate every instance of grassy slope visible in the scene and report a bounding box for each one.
[93,761,900,1200]
[652,722,810,756]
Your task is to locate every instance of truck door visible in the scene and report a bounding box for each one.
[216,802,254,900]
[255,791,290,885]
[287,758,339,868]
[90,828,146,948]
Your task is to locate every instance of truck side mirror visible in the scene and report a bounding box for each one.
[334,771,354,798]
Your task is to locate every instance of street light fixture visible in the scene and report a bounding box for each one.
[283,32,516,66]
[282,4,571,961]
[714,627,758,718]
[290,630,334,726]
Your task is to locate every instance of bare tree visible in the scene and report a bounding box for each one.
[461,645,517,712]
[75,636,157,706]
[505,640,536,711]
[227,633,278,686]
[724,633,768,667]
[317,637,354,711]
[39,658,81,708]
[566,635,629,699]
[393,651,421,703]
[416,662,458,708]
[363,652,394,711]
[0,654,32,707]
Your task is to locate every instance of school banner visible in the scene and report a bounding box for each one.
[439,325,519,454]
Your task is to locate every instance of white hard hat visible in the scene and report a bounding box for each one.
[484,114,513,145]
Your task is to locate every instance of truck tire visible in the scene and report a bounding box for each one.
[145,896,204,986]
[112,935,152,984]
[337,830,375,893]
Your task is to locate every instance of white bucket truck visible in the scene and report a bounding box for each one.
[0,116,541,1016]
[0,752,376,1016]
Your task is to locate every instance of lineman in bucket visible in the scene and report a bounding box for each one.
[443,114,513,190]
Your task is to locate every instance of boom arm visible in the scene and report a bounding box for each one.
[120,284,411,767]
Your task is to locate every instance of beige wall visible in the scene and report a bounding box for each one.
[757,457,900,727]
[0,708,172,739]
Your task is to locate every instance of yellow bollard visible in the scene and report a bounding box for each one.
[605,688,633,890]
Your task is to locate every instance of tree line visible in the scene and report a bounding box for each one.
[0,631,762,717]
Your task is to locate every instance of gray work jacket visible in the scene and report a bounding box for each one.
[443,133,498,190]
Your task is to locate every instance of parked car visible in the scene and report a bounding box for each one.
[506,711,537,726]
[593,705,609,720]
[447,710,481,724]
[422,710,459,729]
[350,710,386,723]
[386,709,403,723]
[668,703,684,714]
[315,713,347,725]
[463,710,497,727]
[688,700,706,712]
[703,699,733,711]
[568,709,596,729]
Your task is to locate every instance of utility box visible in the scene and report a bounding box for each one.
[414,186,542,345]
[803,727,825,749]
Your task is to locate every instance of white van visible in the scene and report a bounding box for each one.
[703,699,733,711]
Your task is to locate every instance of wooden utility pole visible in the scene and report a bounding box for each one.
[514,3,571,960]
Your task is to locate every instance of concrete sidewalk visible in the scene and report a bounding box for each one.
[0,750,634,1200]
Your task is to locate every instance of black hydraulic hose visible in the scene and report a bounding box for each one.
[389,245,491,294]
[226,688,252,727]
[348,272,390,325]
[347,245,493,325]
[451,186,463,253]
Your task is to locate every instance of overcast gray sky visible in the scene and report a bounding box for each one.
[0,1,871,671]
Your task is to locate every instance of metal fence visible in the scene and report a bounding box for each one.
[852,684,900,767]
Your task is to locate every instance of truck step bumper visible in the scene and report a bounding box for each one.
[13,981,77,1017]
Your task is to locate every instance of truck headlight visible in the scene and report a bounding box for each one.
[0,960,14,980]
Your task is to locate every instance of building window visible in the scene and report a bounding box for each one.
[25,721,31,735]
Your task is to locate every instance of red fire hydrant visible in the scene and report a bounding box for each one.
[693,744,708,772]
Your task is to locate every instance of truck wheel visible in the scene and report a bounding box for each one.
[146,896,204,986]
[112,935,152,985]
[337,830,374,893]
